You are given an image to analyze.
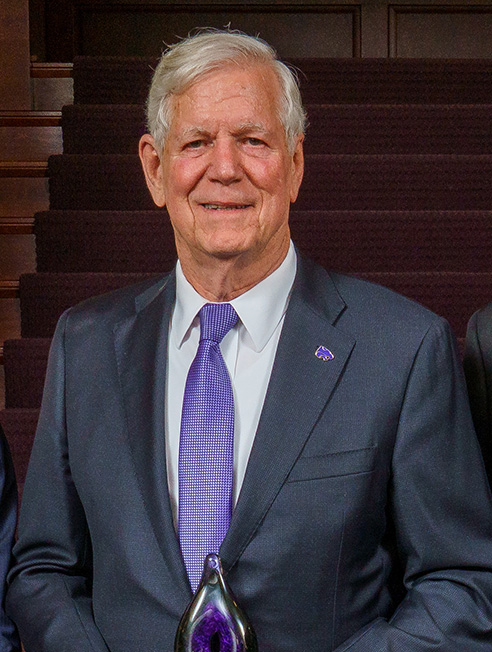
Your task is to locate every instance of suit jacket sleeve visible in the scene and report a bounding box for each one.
[6,311,111,652]
[333,318,492,651]
[0,427,20,652]
[464,306,492,484]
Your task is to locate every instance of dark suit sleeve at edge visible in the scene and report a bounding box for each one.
[463,309,492,485]
[0,426,20,652]
[333,319,492,652]
[5,311,111,652]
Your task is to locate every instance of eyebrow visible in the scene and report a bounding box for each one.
[178,122,270,140]
[235,122,269,135]
[178,127,209,140]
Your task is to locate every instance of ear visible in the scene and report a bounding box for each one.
[289,134,305,203]
[139,134,166,207]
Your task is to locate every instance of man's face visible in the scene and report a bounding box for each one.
[141,63,304,270]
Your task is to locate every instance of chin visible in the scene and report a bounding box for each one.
[199,234,258,260]
[202,245,251,261]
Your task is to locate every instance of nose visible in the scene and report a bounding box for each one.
[207,138,243,185]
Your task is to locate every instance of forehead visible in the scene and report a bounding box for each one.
[168,63,283,131]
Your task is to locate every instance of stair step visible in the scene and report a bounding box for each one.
[48,154,153,210]
[16,270,492,339]
[62,103,492,155]
[48,154,492,211]
[73,57,492,106]
[20,272,160,338]
[0,408,39,493]
[62,104,146,155]
[35,209,492,273]
[3,339,52,409]
[35,210,177,272]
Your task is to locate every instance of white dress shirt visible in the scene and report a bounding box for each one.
[165,242,297,525]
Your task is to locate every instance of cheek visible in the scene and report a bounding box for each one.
[248,159,287,194]
[164,160,203,199]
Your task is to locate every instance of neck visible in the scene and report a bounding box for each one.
[178,240,290,302]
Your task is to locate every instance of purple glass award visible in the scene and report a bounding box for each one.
[174,554,258,652]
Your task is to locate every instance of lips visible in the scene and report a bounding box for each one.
[201,203,253,210]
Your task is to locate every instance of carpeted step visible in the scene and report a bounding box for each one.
[73,57,492,106]
[62,103,492,156]
[3,339,52,409]
[48,154,154,210]
[305,104,492,155]
[292,211,492,274]
[48,154,492,211]
[35,210,177,273]
[17,271,492,340]
[20,272,160,338]
[0,408,39,494]
[35,209,492,274]
[62,104,146,155]
[74,57,157,105]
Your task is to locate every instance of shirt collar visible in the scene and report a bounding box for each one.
[172,241,297,351]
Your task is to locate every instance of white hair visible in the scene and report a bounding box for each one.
[146,29,307,154]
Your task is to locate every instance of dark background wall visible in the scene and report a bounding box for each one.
[29,0,492,62]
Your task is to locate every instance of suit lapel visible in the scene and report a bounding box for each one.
[220,257,356,570]
[113,272,192,606]
[112,258,355,595]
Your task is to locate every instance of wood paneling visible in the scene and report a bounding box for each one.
[390,6,492,58]
[0,163,48,177]
[0,217,34,235]
[0,178,49,218]
[360,5,388,57]
[32,78,74,111]
[31,63,73,77]
[0,235,35,278]
[76,5,361,58]
[0,297,21,336]
[0,0,30,109]
[0,116,62,161]
[43,1,362,60]
[38,0,492,63]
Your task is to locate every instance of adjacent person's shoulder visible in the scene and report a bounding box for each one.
[468,301,492,334]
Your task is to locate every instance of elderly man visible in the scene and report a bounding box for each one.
[7,30,492,652]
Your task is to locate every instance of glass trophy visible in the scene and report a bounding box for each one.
[175,553,258,652]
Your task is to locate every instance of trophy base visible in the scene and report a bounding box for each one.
[175,554,258,652]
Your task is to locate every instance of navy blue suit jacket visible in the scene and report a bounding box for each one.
[0,429,19,651]
[464,302,492,486]
[7,255,492,651]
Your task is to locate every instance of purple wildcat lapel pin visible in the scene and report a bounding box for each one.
[315,345,334,361]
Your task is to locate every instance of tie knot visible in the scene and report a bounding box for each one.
[199,303,238,344]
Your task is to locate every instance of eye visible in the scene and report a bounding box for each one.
[245,137,266,147]
[185,139,204,150]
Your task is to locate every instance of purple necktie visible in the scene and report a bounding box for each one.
[178,302,238,592]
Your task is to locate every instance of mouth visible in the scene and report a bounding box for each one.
[200,202,253,211]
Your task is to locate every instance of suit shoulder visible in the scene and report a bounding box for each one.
[63,273,172,329]
[329,271,448,333]
[470,301,492,329]
[467,301,492,345]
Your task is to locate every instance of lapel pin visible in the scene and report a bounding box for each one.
[315,345,334,361]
